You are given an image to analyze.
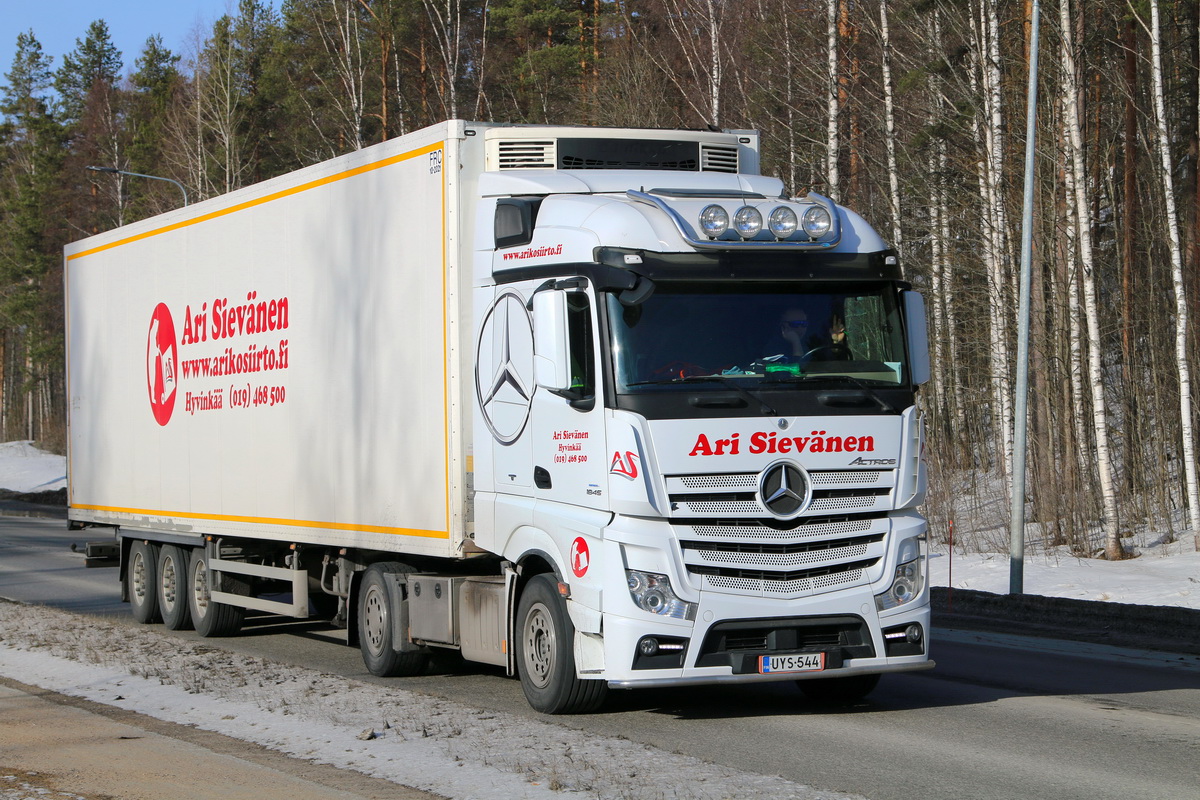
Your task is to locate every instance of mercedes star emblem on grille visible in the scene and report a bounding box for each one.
[759,461,811,518]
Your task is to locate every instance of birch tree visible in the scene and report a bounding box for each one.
[422,0,463,119]
[1140,0,1200,541]
[825,0,839,200]
[970,0,1014,482]
[878,0,901,250]
[624,0,728,128]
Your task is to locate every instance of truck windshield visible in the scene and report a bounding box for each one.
[607,282,909,396]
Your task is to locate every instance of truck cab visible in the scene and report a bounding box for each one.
[467,126,931,712]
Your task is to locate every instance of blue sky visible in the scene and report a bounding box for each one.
[1,1,278,86]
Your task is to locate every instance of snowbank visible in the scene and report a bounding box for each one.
[0,602,859,800]
[0,441,66,493]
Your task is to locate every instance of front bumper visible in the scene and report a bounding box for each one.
[598,586,932,688]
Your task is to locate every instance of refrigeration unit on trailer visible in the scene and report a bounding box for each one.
[65,120,933,714]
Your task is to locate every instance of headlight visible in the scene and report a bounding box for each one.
[875,540,924,611]
[768,206,798,238]
[733,206,763,238]
[802,205,833,238]
[699,204,729,238]
[627,570,696,620]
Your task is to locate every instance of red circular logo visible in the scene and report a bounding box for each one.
[147,303,178,426]
[570,537,590,578]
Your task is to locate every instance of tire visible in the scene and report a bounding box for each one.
[188,548,246,638]
[157,544,193,631]
[127,540,161,624]
[357,563,429,677]
[796,673,881,706]
[515,574,607,714]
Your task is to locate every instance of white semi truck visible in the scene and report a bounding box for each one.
[65,120,932,713]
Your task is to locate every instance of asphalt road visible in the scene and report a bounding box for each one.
[3,514,1199,800]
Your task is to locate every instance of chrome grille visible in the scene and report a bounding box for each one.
[691,518,874,541]
[669,468,893,598]
[680,474,758,490]
[666,469,894,520]
[701,569,866,595]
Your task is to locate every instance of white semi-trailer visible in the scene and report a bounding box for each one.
[65,120,932,713]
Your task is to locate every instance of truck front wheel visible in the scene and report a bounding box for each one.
[515,574,607,714]
[188,549,245,637]
[357,563,429,677]
[157,545,193,631]
[127,540,161,624]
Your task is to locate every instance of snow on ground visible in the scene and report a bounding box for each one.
[928,540,1200,609]
[0,441,66,493]
[0,603,859,800]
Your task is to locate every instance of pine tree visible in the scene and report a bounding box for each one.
[0,31,67,443]
[54,20,123,124]
[127,35,185,218]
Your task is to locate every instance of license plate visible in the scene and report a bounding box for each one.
[758,653,825,674]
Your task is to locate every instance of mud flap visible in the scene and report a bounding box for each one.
[383,571,421,653]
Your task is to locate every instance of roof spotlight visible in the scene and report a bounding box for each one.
[802,205,833,238]
[699,204,729,238]
[768,206,799,238]
[733,206,763,238]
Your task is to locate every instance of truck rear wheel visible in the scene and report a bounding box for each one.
[515,574,607,714]
[796,673,880,706]
[188,549,245,637]
[157,545,193,631]
[127,540,161,624]
[357,563,429,677]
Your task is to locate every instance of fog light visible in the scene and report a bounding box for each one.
[633,635,689,670]
[882,623,925,656]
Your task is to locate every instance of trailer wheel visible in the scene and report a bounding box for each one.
[188,549,246,637]
[515,574,607,714]
[796,673,880,706]
[357,563,429,677]
[127,540,161,624]
[157,545,193,631]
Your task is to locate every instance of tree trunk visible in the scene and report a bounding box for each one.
[1146,0,1200,542]
[1062,0,1123,557]
[879,0,902,251]
[825,0,839,200]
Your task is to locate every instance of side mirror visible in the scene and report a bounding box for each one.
[902,291,930,386]
[532,290,571,392]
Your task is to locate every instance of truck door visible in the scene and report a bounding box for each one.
[530,286,608,510]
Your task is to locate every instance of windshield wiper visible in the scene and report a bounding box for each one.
[627,376,778,415]
[763,373,897,413]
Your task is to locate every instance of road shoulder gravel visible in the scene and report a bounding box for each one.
[0,676,441,800]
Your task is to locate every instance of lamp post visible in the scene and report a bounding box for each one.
[1009,0,1041,595]
[86,166,189,207]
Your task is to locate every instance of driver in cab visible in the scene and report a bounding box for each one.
[776,308,849,361]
